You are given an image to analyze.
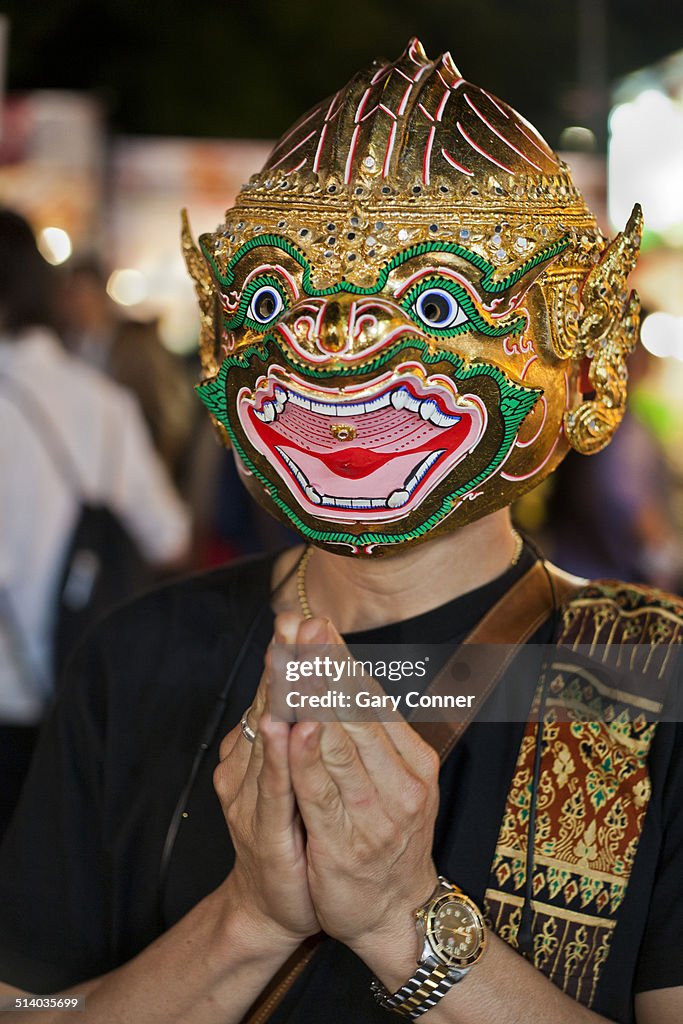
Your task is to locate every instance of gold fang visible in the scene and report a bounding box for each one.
[331,424,357,441]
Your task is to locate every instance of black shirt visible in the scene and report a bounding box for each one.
[0,552,682,1023]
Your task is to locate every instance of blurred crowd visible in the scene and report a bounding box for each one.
[519,341,683,594]
[1,205,682,841]
[0,207,294,839]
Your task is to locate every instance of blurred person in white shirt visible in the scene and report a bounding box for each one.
[0,209,191,835]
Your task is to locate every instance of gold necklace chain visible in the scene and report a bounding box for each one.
[296,545,314,620]
[511,529,524,567]
[296,531,524,620]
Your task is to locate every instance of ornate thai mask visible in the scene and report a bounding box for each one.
[184,39,641,557]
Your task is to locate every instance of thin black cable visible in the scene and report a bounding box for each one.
[156,551,302,927]
[516,538,561,956]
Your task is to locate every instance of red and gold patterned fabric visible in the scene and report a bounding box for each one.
[486,581,683,1007]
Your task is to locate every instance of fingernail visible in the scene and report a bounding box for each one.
[299,617,330,644]
[274,612,300,645]
[299,721,320,746]
[306,723,320,748]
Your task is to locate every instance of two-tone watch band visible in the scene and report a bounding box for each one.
[370,963,463,1019]
[370,877,486,1018]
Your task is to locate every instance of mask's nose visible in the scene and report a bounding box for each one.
[276,292,419,362]
[318,298,346,353]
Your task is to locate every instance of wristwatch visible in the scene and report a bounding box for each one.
[370,877,487,1018]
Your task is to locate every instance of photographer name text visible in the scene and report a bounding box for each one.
[284,689,476,712]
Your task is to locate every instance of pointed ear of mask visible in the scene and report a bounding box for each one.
[564,204,643,455]
[181,209,231,447]
[181,209,221,377]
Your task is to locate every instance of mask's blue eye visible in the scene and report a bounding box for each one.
[414,288,469,330]
[246,285,285,325]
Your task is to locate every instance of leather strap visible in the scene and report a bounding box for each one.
[244,935,322,1024]
[410,560,584,761]
[241,558,585,1024]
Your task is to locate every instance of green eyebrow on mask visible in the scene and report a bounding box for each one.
[199,231,570,299]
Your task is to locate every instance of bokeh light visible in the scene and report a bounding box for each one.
[640,311,683,360]
[37,226,72,265]
[106,268,148,306]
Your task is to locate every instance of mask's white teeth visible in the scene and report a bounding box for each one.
[270,384,463,426]
[418,398,461,428]
[405,450,446,492]
[431,409,460,428]
[275,444,446,512]
[274,386,288,413]
[255,401,276,423]
[419,399,438,421]
[392,389,421,413]
[363,393,392,412]
[337,401,366,416]
[276,447,309,490]
[288,392,312,411]
[323,496,386,509]
[390,388,409,410]
[387,489,410,508]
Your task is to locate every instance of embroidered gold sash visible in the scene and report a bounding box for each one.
[485,581,683,1007]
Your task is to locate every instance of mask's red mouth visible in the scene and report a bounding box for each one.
[237,367,486,521]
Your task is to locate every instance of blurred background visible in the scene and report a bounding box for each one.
[2,0,683,836]
[2,0,683,589]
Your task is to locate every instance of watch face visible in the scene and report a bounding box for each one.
[427,894,486,968]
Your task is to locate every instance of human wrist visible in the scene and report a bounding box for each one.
[349,906,421,992]
[215,872,306,965]
[356,876,489,1015]
[349,873,439,987]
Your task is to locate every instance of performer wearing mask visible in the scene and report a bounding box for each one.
[1,40,681,1024]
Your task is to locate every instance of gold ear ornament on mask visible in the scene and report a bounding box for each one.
[181,209,231,448]
[564,203,643,456]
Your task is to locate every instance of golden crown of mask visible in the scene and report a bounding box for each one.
[184,37,641,459]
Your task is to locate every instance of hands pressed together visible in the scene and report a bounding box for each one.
[213,612,441,974]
